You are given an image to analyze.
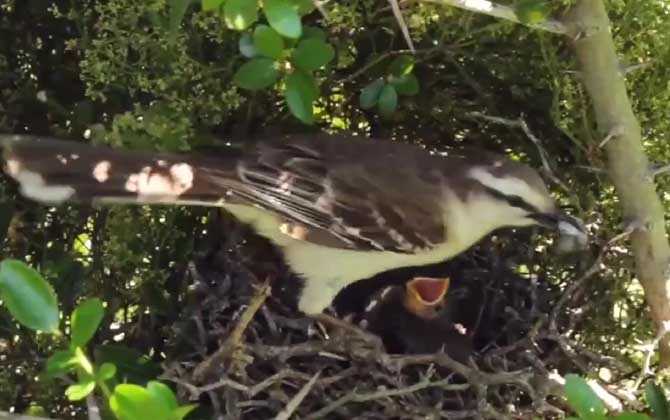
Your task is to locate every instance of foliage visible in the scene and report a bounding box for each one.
[0,0,669,417]
[0,259,195,419]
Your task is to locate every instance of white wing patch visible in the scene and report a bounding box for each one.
[6,160,75,202]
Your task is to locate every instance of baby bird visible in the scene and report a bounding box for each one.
[361,277,473,362]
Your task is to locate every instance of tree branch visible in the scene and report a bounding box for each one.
[418,0,568,35]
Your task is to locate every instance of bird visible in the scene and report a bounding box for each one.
[0,133,587,315]
[361,276,473,361]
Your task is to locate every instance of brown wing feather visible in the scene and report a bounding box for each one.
[230,139,446,253]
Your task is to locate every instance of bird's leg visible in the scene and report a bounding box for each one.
[192,281,271,383]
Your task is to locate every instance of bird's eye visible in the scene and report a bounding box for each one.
[505,194,537,212]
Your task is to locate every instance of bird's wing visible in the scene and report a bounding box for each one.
[214,140,447,253]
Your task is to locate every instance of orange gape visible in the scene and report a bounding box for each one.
[403,277,450,320]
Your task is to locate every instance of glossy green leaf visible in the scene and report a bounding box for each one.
[285,70,318,124]
[233,58,279,90]
[0,259,59,333]
[611,413,651,420]
[292,38,334,72]
[97,362,117,381]
[224,0,258,30]
[147,381,178,411]
[359,78,385,109]
[168,0,192,37]
[389,73,419,96]
[45,349,78,377]
[70,298,104,347]
[264,0,302,39]
[564,375,607,420]
[515,0,548,24]
[377,84,398,117]
[303,26,326,41]
[94,344,162,384]
[201,0,223,11]
[238,33,257,58]
[173,404,198,420]
[253,25,284,59]
[110,384,172,420]
[645,381,670,420]
[388,55,414,77]
[290,0,315,15]
[65,378,96,401]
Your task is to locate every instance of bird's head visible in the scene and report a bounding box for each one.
[403,277,450,320]
[465,158,588,251]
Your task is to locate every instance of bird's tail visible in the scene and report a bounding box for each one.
[1,135,244,207]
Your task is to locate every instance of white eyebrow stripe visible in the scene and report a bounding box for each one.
[467,167,550,212]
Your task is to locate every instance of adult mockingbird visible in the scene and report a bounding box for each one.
[1,133,587,314]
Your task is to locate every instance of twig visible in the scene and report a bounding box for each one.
[418,0,568,35]
[192,282,271,382]
[86,395,102,420]
[649,163,670,179]
[389,0,415,52]
[275,371,321,420]
[468,112,569,191]
[634,320,670,390]
[308,377,469,418]
[549,221,639,331]
[598,125,625,148]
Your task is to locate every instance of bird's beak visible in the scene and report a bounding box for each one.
[530,211,588,252]
[404,277,450,320]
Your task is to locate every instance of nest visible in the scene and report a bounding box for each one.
[158,210,610,419]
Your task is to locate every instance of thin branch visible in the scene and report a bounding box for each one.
[634,320,670,390]
[389,0,415,52]
[649,163,670,179]
[308,377,469,419]
[275,371,321,420]
[598,125,625,148]
[468,112,569,192]
[192,282,271,382]
[418,0,568,35]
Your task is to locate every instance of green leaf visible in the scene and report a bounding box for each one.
[377,84,398,117]
[564,375,607,420]
[45,349,78,377]
[238,33,257,58]
[285,70,318,124]
[515,0,548,24]
[264,0,302,38]
[253,25,284,59]
[147,381,178,411]
[303,26,326,41]
[201,0,223,12]
[359,78,385,110]
[110,384,172,420]
[388,55,415,77]
[290,0,315,15]
[611,413,651,420]
[94,344,162,384]
[173,404,198,420]
[97,362,117,381]
[233,58,279,90]
[389,73,419,96]
[65,378,96,401]
[70,298,104,348]
[224,0,258,30]
[646,381,670,420]
[292,38,334,72]
[0,259,59,333]
[169,0,192,37]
